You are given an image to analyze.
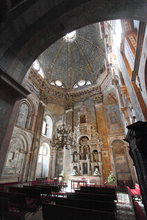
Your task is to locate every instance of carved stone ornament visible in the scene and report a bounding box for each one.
[29,69,103,108]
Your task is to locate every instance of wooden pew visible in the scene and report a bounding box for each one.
[8,187,41,212]
[80,186,116,194]
[77,186,117,201]
[0,192,28,220]
[32,184,61,193]
[24,185,52,198]
[0,197,26,220]
[49,197,116,213]
[30,184,64,197]
[9,187,41,200]
[42,203,117,220]
[67,192,116,202]
[0,191,27,211]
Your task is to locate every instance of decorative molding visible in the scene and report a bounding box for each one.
[29,70,103,108]
[132,22,146,81]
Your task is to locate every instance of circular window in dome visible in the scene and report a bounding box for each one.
[78,80,86,87]
[55,80,62,87]
[64,31,76,42]
[32,60,40,71]
[86,81,91,85]
[50,81,55,86]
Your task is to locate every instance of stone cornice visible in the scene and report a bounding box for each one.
[29,69,103,107]
[132,22,146,81]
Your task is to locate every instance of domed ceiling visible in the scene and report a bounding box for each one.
[37,23,105,89]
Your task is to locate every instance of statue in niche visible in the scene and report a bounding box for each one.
[80,115,86,123]
[93,166,100,176]
[73,151,78,162]
[71,166,78,176]
[93,150,98,162]
[83,146,87,160]
[79,136,89,160]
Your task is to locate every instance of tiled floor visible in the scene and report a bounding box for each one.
[26,208,43,220]
[25,191,139,220]
[116,192,136,220]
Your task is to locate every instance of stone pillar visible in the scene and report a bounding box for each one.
[65,108,73,130]
[0,69,29,177]
[95,103,111,183]
[27,101,45,181]
[125,121,147,215]
[63,148,71,179]
[49,149,56,179]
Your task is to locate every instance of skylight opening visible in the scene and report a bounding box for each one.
[86,81,91,85]
[50,80,64,88]
[64,31,76,42]
[50,81,55,85]
[73,80,91,89]
[55,80,62,87]
[32,60,40,71]
[78,80,86,86]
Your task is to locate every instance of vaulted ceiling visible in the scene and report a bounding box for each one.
[37,23,105,89]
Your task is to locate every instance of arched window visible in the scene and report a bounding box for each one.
[32,60,45,78]
[42,115,53,138]
[36,143,50,178]
[16,103,29,128]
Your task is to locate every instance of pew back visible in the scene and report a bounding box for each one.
[42,203,116,220]
[50,197,116,212]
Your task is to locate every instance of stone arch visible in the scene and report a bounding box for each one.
[77,135,90,143]
[36,142,50,178]
[42,115,53,138]
[16,98,35,130]
[0,1,147,82]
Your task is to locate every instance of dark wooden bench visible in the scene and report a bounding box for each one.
[49,196,116,213]
[0,191,27,211]
[42,203,117,220]
[80,186,116,194]
[67,192,116,202]
[0,197,26,220]
[30,184,64,197]
[32,184,61,193]
[24,185,52,198]
[8,187,41,212]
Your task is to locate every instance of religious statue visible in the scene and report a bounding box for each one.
[71,168,78,176]
[93,167,100,176]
